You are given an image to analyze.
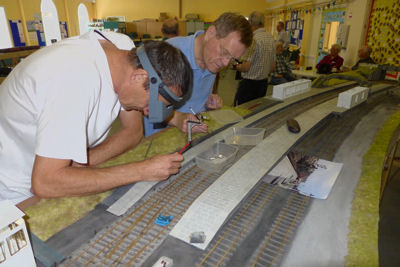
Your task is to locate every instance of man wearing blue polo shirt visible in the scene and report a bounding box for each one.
[144,12,253,136]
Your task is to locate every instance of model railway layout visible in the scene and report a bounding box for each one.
[61,84,399,267]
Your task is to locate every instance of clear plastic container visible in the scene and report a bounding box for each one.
[224,127,266,146]
[195,143,238,172]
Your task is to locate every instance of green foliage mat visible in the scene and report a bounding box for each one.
[311,67,376,87]
[25,106,251,241]
[346,111,400,266]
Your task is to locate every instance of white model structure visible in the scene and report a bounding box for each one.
[337,86,369,109]
[272,79,312,100]
[0,200,35,267]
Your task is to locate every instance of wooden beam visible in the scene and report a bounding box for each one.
[17,0,31,46]
[63,0,71,37]
[0,49,38,60]
[179,0,182,19]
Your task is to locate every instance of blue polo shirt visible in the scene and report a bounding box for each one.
[143,31,216,137]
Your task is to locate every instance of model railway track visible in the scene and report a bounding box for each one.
[249,193,309,267]
[196,183,279,266]
[294,90,400,160]
[63,163,215,266]
[196,183,310,267]
[251,89,343,132]
[63,87,398,267]
[63,148,252,266]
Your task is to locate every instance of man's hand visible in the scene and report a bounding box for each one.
[181,114,208,133]
[206,94,223,109]
[169,112,208,134]
[140,153,184,181]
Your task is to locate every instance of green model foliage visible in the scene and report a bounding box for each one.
[346,111,400,266]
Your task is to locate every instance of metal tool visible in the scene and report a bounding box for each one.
[178,120,202,154]
[186,120,202,143]
[189,107,208,123]
[144,139,153,159]
[178,108,208,154]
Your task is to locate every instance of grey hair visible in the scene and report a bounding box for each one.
[249,11,265,27]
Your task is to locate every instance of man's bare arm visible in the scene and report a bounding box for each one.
[84,109,143,166]
[235,61,251,72]
[31,152,184,198]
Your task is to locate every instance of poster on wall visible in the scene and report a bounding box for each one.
[29,13,46,46]
[17,22,25,43]
[59,21,68,39]
[27,21,39,45]
[9,20,25,47]
[286,11,304,46]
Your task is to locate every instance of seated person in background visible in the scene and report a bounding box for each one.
[270,41,296,85]
[161,19,179,40]
[352,45,374,70]
[316,44,343,74]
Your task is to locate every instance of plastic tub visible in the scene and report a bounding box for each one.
[224,127,266,146]
[196,143,238,172]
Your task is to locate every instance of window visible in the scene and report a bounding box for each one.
[78,4,89,35]
[6,230,27,256]
[322,21,340,52]
[41,0,61,45]
[0,7,13,49]
[0,241,6,263]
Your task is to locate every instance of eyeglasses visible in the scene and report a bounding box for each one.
[219,43,237,64]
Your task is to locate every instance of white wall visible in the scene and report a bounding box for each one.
[303,10,322,67]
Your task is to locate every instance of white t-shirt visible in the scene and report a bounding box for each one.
[0,31,135,204]
[68,31,135,50]
[100,31,135,50]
